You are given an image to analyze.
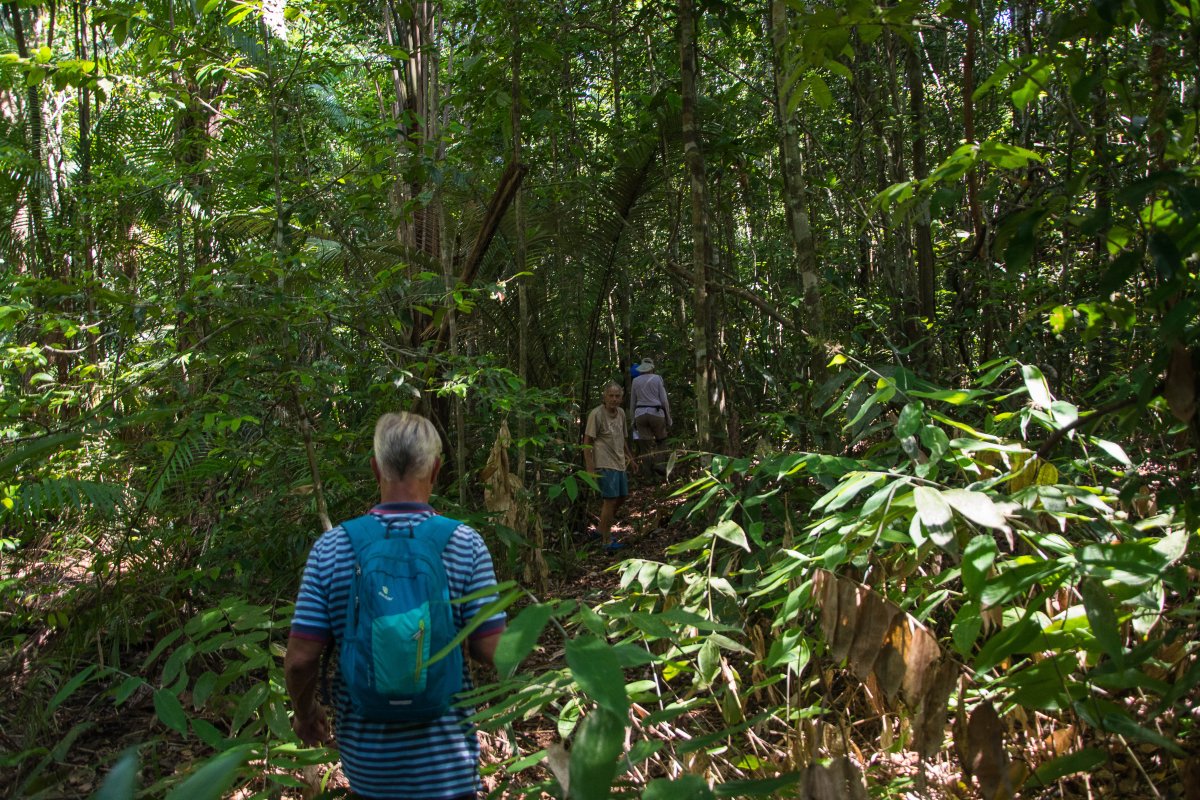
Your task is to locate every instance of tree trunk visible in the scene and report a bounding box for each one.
[678,0,712,451]
[510,5,528,484]
[907,34,936,341]
[769,0,822,336]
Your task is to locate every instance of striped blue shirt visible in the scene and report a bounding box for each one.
[291,503,506,800]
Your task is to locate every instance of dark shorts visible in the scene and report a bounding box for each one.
[634,414,668,443]
[598,468,628,499]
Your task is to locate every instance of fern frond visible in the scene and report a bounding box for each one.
[145,431,210,511]
[6,478,127,520]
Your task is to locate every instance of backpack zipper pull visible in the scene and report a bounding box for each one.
[413,619,425,682]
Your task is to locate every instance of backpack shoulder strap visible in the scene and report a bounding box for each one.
[415,514,460,553]
[341,514,386,559]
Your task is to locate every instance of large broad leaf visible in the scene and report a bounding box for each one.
[708,519,750,552]
[565,636,629,717]
[1020,364,1053,408]
[913,486,955,550]
[494,603,555,679]
[942,489,1011,532]
[568,708,626,800]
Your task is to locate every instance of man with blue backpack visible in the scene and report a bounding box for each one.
[285,411,507,800]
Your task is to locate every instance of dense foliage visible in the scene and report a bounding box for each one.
[1,0,1197,796]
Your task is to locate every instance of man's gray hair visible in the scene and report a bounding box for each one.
[603,380,623,394]
[374,412,441,481]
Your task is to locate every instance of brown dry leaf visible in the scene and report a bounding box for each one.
[829,579,864,664]
[846,590,898,681]
[1040,725,1076,762]
[911,659,958,759]
[897,621,943,708]
[482,421,519,525]
[813,570,840,647]
[966,701,1013,800]
[482,421,549,592]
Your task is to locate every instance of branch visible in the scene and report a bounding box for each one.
[1034,391,1151,461]
[663,258,808,336]
[419,160,528,347]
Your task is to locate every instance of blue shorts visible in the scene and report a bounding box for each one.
[598,468,628,499]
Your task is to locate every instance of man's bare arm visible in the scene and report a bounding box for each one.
[285,635,331,746]
[468,627,506,668]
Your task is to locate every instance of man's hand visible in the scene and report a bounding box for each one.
[292,708,331,747]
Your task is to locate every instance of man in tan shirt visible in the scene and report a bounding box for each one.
[583,381,636,551]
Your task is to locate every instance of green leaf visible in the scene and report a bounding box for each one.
[1020,364,1053,408]
[91,747,139,800]
[1080,578,1124,666]
[153,689,188,734]
[565,636,629,717]
[942,489,1010,531]
[913,486,955,550]
[1097,712,1185,756]
[111,676,145,706]
[494,604,555,679]
[1092,438,1131,466]
[568,709,626,800]
[980,562,1064,609]
[951,601,983,655]
[49,664,98,714]
[807,72,832,109]
[961,535,997,599]
[908,388,989,405]
[975,614,1042,673]
[191,718,227,749]
[0,431,83,477]
[708,519,750,552]
[428,588,521,665]
[645,775,715,799]
[230,681,268,734]
[895,401,924,438]
[696,638,720,688]
[815,471,882,512]
[714,772,803,797]
[164,744,252,800]
[1022,748,1108,790]
[141,629,185,669]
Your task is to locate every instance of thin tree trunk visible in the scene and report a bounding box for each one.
[769,0,822,335]
[679,0,712,451]
[510,5,528,484]
[908,35,936,341]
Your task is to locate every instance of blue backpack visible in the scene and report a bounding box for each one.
[338,514,463,723]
